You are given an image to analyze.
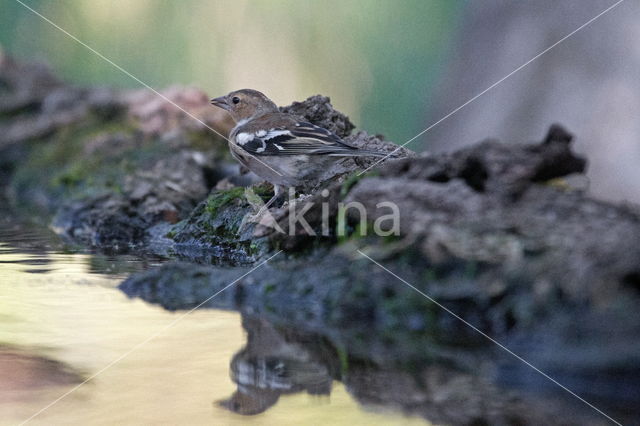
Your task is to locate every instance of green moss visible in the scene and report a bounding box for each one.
[201,212,242,238]
[464,261,478,278]
[205,187,245,215]
[336,346,349,376]
[252,182,275,198]
[336,216,379,245]
[11,115,140,209]
[54,170,83,188]
[340,172,363,198]
[164,226,179,239]
[422,268,437,282]
[336,205,348,243]
[340,169,380,198]
[165,187,268,261]
[184,130,223,152]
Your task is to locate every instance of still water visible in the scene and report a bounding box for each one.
[0,215,428,425]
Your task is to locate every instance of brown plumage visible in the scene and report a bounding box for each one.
[211,89,385,210]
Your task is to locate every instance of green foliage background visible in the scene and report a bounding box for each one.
[1,0,463,147]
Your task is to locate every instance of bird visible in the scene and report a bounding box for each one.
[210,89,387,211]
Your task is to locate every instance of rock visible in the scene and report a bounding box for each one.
[0,56,237,251]
[123,85,234,137]
[44,148,220,252]
[279,94,355,138]
[166,185,270,264]
[0,53,61,117]
[378,124,585,196]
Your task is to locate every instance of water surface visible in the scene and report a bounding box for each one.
[0,214,428,425]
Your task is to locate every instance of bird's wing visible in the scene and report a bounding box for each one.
[234,121,358,156]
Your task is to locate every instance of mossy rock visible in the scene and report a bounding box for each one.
[167,185,273,264]
[10,116,139,211]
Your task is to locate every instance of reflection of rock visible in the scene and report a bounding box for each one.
[216,315,613,425]
[122,232,640,426]
[219,316,335,415]
[0,345,83,403]
[344,362,618,426]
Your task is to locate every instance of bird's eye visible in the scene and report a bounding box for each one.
[231,96,240,104]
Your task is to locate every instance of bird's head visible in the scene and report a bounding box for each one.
[210,89,278,122]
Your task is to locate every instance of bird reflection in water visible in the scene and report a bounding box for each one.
[217,316,338,415]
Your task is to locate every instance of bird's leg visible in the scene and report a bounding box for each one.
[240,185,290,233]
[251,185,285,219]
[239,185,285,233]
[261,184,283,211]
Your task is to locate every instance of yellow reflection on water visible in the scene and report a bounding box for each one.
[0,245,428,425]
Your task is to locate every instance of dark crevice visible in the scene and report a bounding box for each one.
[458,157,488,192]
[427,170,450,183]
[622,272,640,294]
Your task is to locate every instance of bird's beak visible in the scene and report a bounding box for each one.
[210,96,230,111]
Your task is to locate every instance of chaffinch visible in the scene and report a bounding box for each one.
[210,89,385,210]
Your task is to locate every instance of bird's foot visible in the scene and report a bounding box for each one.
[239,205,280,233]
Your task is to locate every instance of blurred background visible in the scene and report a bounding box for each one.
[1,0,639,202]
